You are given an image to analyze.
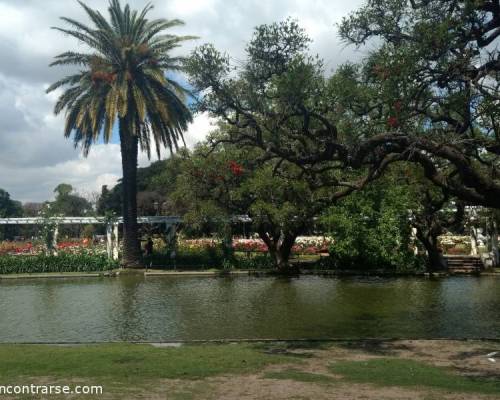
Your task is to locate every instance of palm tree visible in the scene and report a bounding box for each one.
[47,0,194,267]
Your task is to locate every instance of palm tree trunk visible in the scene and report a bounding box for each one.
[119,118,142,268]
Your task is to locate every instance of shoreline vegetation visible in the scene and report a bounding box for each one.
[1,266,499,280]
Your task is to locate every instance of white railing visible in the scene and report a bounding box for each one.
[0,216,182,225]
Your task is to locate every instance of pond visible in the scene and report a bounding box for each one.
[0,275,499,343]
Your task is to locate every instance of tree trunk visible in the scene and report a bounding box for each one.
[491,220,499,267]
[470,226,479,255]
[417,230,446,272]
[258,229,298,273]
[119,118,142,268]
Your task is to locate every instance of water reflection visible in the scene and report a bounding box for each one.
[0,276,499,342]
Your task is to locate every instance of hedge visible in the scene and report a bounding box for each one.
[0,253,118,274]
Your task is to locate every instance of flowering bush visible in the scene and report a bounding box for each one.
[233,239,268,253]
[0,240,108,256]
[293,236,332,254]
[233,236,332,255]
[0,242,40,256]
[57,241,108,256]
[228,160,244,176]
[175,237,332,255]
[180,238,219,250]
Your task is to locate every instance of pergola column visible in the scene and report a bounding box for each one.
[52,225,59,256]
[112,223,119,260]
[166,222,177,259]
[106,223,113,259]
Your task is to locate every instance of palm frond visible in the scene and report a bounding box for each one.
[49,0,194,159]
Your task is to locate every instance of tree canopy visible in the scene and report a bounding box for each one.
[50,184,92,217]
[173,128,336,269]
[337,0,500,208]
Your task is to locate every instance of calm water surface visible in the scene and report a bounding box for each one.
[0,275,499,342]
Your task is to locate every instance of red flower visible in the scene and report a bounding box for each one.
[57,241,80,249]
[387,116,399,128]
[228,161,243,176]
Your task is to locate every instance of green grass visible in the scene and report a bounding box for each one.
[0,343,299,399]
[264,369,336,384]
[330,358,500,395]
[0,343,295,384]
[5,343,499,399]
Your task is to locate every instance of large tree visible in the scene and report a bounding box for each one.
[174,135,334,271]
[47,0,194,267]
[337,0,500,208]
[186,20,391,204]
[187,5,500,211]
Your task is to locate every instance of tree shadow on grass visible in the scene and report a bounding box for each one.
[336,340,413,356]
[253,340,332,358]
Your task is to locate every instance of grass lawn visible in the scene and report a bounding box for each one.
[0,340,498,399]
[330,358,500,395]
[0,343,296,381]
[0,343,296,398]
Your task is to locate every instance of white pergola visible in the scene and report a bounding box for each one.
[0,216,181,260]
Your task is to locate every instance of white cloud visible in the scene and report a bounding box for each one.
[183,113,217,148]
[168,0,219,17]
[0,0,365,203]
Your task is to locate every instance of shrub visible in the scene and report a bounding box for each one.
[0,253,118,274]
[232,253,273,269]
[143,247,274,270]
[320,183,421,272]
[143,246,226,269]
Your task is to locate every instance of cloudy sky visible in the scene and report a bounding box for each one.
[0,0,367,203]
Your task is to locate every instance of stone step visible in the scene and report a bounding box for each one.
[446,262,480,265]
[444,254,483,273]
[446,256,481,259]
